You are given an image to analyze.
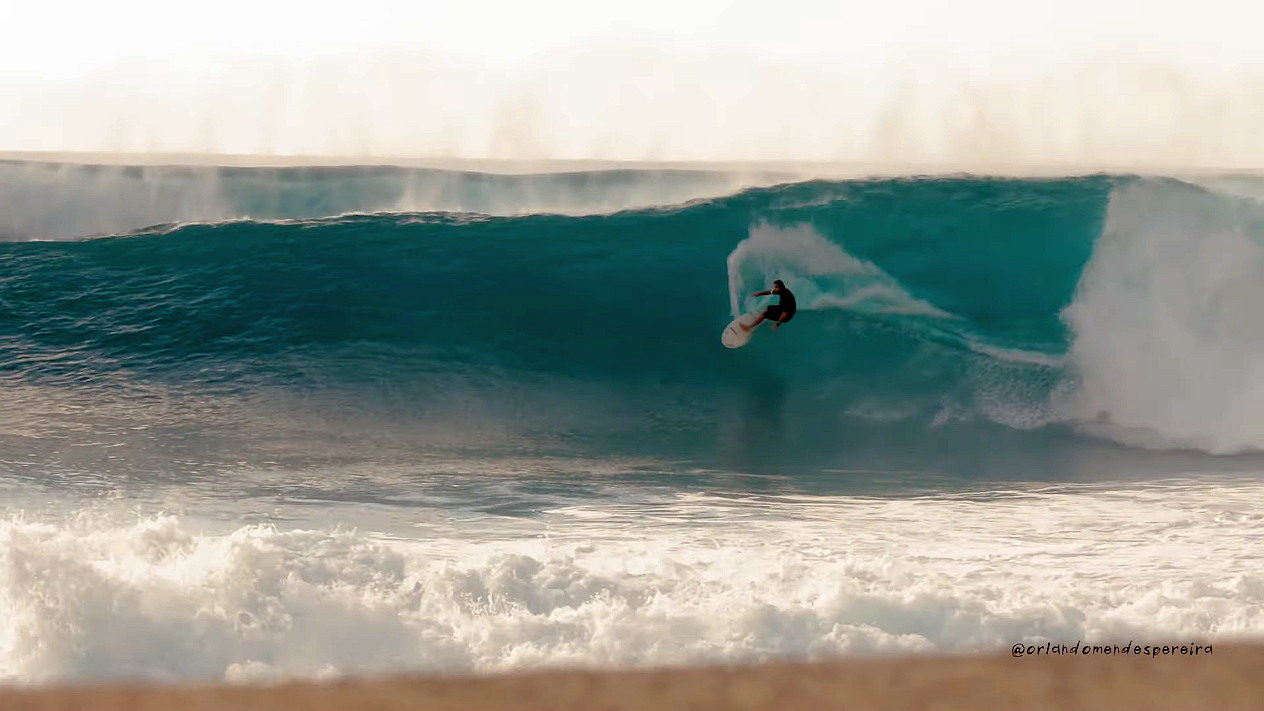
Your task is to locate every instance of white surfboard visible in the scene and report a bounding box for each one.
[721,311,761,349]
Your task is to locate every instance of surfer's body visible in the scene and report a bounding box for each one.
[742,280,796,333]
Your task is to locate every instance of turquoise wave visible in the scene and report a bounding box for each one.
[5,171,1264,464]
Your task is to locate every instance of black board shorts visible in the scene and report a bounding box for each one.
[763,305,793,322]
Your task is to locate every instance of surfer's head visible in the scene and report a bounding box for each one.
[772,280,785,292]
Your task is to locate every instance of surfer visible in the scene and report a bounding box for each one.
[742,280,796,332]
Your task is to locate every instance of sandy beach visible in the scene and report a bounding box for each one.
[0,645,1246,711]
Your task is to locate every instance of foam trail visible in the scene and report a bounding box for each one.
[726,223,955,319]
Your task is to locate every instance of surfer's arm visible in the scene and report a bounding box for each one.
[751,290,770,296]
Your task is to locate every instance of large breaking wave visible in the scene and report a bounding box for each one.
[4,164,1264,462]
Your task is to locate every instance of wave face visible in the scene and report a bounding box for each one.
[5,168,1264,468]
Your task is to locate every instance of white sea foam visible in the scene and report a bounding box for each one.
[1058,180,1264,453]
[2,480,1259,686]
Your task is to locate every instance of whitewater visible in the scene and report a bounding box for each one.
[2,157,1264,685]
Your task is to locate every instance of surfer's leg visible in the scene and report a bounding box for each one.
[741,314,766,332]
[745,305,781,331]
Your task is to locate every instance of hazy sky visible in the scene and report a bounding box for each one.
[5,0,1262,73]
[2,0,1263,168]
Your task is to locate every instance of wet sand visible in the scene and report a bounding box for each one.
[0,644,1247,710]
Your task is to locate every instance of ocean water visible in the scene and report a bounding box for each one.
[2,159,1263,685]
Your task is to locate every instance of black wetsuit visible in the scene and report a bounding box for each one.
[764,288,796,323]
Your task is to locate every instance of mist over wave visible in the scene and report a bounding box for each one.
[3,46,1264,171]
[0,159,790,241]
